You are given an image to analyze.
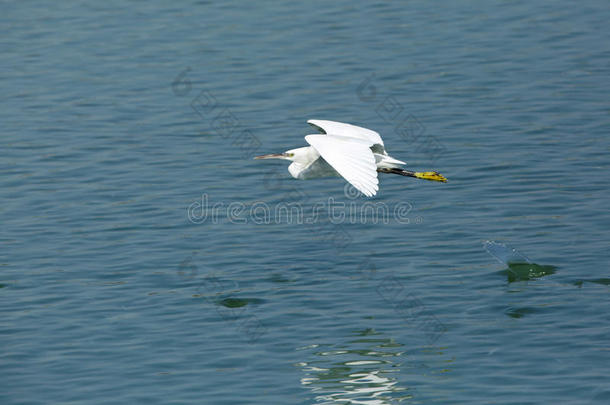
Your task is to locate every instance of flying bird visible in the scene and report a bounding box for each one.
[254,120,447,197]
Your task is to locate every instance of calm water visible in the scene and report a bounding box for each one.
[2,1,609,403]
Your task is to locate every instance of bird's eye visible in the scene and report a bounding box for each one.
[287,153,294,157]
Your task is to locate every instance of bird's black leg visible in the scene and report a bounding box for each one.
[378,167,447,182]
[377,168,417,178]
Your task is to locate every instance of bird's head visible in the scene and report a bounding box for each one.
[254,147,308,162]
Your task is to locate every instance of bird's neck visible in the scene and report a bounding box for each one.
[291,146,318,164]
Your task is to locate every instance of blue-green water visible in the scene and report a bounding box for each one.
[2,1,609,403]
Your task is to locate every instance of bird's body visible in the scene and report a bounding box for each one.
[286,148,334,180]
[285,145,404,180]
[255,120,446,197]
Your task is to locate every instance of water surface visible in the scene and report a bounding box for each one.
[2,1,609,403]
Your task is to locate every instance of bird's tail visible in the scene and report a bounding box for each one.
[378,168,447,183]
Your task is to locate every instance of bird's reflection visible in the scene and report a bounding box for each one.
[296,328,417,404]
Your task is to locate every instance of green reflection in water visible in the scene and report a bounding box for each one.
[505,306,539,318]
[502,262,557,282]
[217,297,264,308]
[573,278,610,287]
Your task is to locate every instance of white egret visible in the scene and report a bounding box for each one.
[254,119,447,197]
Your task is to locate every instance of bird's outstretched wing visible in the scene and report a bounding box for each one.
[307,119,385,148]
[305,134,379,197]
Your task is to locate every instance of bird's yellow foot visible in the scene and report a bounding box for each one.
[414,171,447,182]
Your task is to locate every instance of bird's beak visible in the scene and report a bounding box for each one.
[254,153,287,160]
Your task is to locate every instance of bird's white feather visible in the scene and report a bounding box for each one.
[307,119,385,148]
[304,134,379,197]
